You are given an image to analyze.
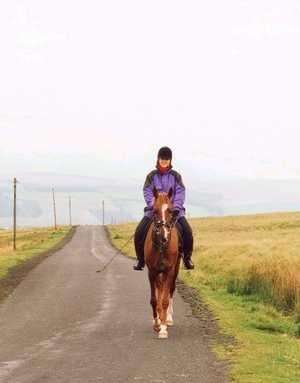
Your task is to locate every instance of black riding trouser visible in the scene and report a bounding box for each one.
[134,216,194,261]
[176,216,194,257]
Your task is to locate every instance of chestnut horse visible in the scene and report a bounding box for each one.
[144,186,181,339]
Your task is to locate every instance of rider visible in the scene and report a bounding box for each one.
[133,146,194,271]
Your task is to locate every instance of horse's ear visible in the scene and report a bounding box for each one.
[168,187,173,199]
[153,186,158,199]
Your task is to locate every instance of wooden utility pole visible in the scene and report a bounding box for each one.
[52,188,57,230]
[102,200,105,226]
[68,196,72,226]
[13,177,17,250]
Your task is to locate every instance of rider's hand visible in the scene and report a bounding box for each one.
[144,206,153,212]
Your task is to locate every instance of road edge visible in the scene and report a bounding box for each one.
[0,225,78,304]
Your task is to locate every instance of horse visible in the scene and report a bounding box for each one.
[144,186,181,339]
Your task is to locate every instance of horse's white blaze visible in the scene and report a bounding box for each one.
[163,226,168,239]
[161,203,169,240]
[161,204,168,219]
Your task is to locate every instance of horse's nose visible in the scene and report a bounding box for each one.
[162,237,168,243]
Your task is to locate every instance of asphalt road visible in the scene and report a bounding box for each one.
[0,226,228,383]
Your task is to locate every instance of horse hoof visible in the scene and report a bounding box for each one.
[158,325,168,339]
[166,314,174,326]
[158,331,168,339]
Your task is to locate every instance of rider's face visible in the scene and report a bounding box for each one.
[158,158,171,168]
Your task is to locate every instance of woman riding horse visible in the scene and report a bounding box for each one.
[133,146,194,271]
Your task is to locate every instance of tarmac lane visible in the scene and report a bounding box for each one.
[0,225,228,383]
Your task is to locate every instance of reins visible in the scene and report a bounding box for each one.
[97,214,179,275]
[96,231,135,274]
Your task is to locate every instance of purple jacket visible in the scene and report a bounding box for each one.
[143,167,186,219]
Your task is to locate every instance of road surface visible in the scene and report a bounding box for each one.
[0,226,228,383]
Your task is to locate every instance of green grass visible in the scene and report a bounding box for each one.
[0,226,72,278]
[106,212,300,383]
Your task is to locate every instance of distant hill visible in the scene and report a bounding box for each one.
[1,172,300,228]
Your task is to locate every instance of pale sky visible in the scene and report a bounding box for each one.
[1,1,300,180]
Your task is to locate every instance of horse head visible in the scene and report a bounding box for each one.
[152,186,174,246]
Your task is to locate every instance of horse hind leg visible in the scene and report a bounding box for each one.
[166,276,176,326]
[166,256,180,327]
[166,297,174,327]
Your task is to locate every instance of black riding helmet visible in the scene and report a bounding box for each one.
[156,146,173,169]
[157,146,172,160]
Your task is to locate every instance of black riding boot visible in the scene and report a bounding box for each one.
[176,216,195,270]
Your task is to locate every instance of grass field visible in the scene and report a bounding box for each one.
[0,226,72,279]
[107,211,300,383]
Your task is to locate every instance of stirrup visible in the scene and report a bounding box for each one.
[133,260,145,270]
[183,254,194,270]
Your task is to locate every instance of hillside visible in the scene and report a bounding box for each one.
[1,172,300,228]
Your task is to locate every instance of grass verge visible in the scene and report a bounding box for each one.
[0,225,76,302]
[106,212,300,383]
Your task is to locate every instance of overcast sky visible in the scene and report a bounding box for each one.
[1,1,300,180]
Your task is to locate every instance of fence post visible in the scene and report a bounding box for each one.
[52,188,57,230]
[102,200,105,225]
[69,195,72,226]
[13,177,17,250]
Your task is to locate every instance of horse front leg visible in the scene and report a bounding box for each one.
[157,273,173,339]
[149,272,160,332]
